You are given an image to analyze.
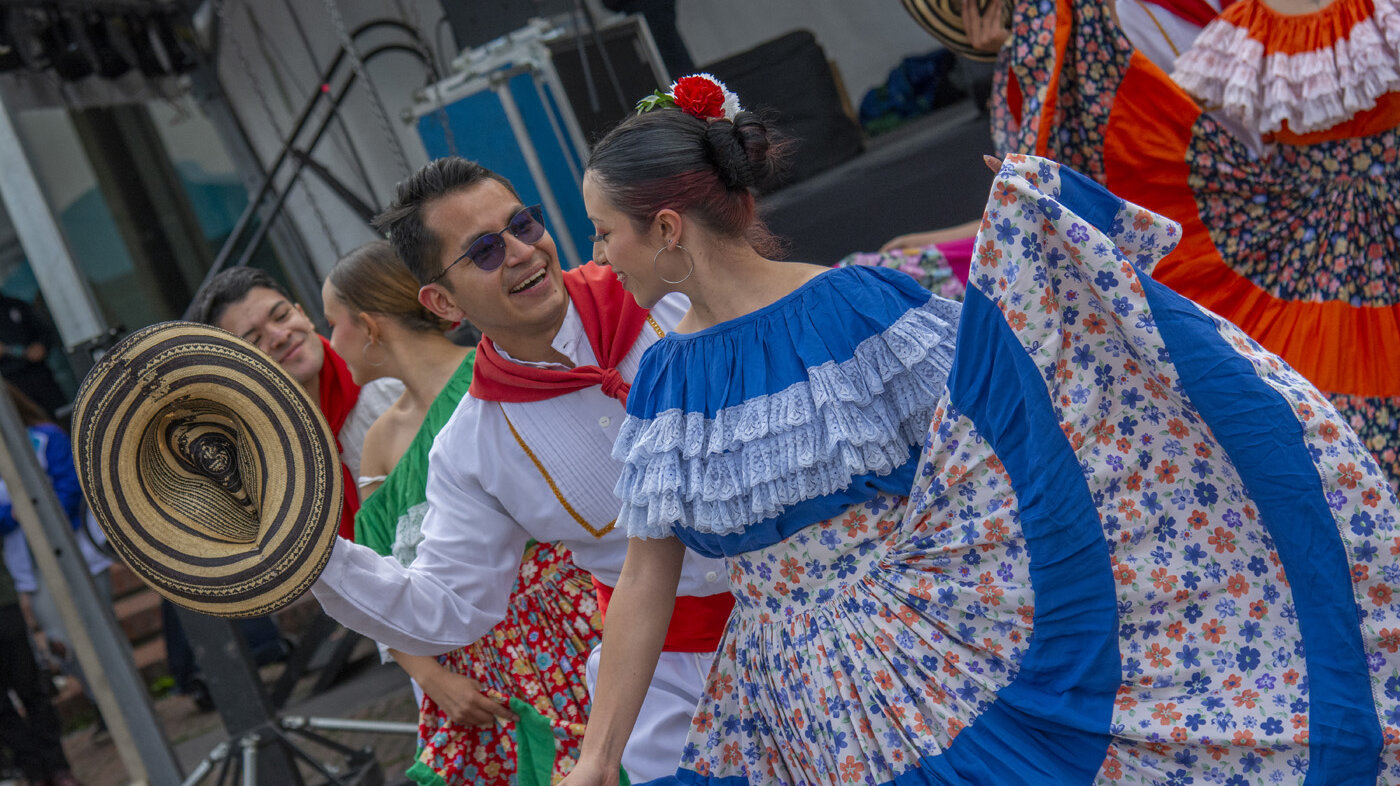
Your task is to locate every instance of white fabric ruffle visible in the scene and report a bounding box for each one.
[1172,0,1400,135]
[390,501,428,568]
[614,296,960,540]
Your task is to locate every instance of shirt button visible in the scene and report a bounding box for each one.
[598,416,611,428]
[705,571,719,583]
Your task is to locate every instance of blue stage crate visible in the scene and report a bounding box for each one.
[415,58,593,270]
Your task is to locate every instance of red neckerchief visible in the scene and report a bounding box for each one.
[1138,0,1231,27]
[317,336,362,540]
[468,263,650,405]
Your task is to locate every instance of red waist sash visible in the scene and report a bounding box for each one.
[592,577,735,653]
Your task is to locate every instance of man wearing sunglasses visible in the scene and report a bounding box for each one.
[311,158,733,782]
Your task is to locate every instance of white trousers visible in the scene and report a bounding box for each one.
[586,645,714,783]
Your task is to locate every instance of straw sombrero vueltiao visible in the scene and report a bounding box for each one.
[901,0,1005,62]
[71,322,341,618]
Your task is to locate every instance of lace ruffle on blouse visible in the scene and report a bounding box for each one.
[614,266,960,540]
[1173,0,1400,137]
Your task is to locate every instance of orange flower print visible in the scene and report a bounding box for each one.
[1208,526,1237,554]
[1337,462,1362,489]
[1380,628,1400,653]
[1152,701,1182,725]
[1202,619,1226,643]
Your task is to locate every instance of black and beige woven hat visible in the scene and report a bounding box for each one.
[901,0,1004,62]
[71,322,341,618]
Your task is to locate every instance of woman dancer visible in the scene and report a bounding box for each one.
[561,75,960,784]
[958,0,1400,491]
[564,76,1400,785]
[323,241,600,785]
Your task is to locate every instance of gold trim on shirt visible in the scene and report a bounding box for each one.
[646,315,666,339]
[496,314,663,539]
[500,404,616,539]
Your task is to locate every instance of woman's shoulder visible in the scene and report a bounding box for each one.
[357,416,400,484]
[627,263,953,419]
[613,262,961,543]
[361,398,420,475]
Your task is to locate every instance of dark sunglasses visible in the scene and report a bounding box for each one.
[428,204,546,282]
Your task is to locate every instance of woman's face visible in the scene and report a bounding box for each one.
[583,173,673,308]
[320,279,377,385]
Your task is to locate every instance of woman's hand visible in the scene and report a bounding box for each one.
[392,649,516,728]
[880,230,945,253]
[880,218,986,253]
[962,0,1009,53]
[422,669,516,727]
[559,755,620,786]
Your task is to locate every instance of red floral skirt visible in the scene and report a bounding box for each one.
[412,541,601,785]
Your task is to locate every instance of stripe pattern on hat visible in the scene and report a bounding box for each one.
[71,322,341,618]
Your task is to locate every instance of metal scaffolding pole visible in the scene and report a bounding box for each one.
[185,61,327,324]
[0,93,109,367]
[0,390,184,786]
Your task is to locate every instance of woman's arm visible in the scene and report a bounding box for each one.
[879,218,983,253]
[355,418,398,500]
[390,649,516,727]
[561,536,687,786]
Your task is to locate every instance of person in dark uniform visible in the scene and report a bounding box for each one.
[0,552,82,786]
[0,293,66,420]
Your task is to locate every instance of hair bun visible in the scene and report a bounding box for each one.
[703,120,754,190]
[703,112,785,191]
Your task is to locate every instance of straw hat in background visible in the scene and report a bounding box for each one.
[901,0,1006,62]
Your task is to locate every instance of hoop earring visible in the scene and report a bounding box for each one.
[653,243,694,285]
[363,339,386,367]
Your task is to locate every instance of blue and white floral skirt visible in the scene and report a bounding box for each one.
[667,155,1400,785]
[679,490,1035,785]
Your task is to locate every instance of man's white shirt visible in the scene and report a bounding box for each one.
[312,293,730,656]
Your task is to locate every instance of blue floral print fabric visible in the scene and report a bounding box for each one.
[625,155,1400,786]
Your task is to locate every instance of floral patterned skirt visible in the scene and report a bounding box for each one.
[680,491,1041,785]
[413,541,601,785]
[679,154,1400,785]
[678,456,1384,786]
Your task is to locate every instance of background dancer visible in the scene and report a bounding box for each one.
[906,0,1400,491]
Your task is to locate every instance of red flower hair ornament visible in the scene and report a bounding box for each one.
[635,73,742,121]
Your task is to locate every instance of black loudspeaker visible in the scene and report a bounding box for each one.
[38,9,94,81]
[85,12,131,80]
[443,0,574,51]
[703,30,864,189]
[544,16,667,145]
[0,10,25,72]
